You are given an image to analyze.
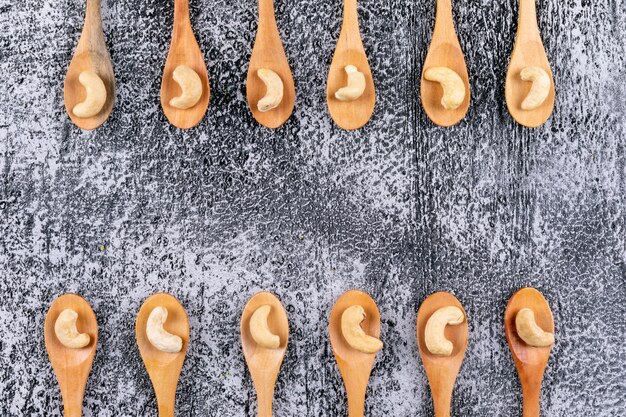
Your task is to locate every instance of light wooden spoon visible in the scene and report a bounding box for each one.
[44,294,98,417]
[420,0,470,127]
[505,288,555,417]
[161,0,211,129]
[246,0,295,129]
[241,292,289,417]
[63,0,115,130]
[505,0,555,127]
[326,0,375,130]
[136,293,190,417]
[416,292,468,417]
[329,290,381,417]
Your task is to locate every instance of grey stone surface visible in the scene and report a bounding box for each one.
[0,0,625,415]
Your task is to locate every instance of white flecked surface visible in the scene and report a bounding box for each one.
[0,0,625,415]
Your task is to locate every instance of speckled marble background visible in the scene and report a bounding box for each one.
[0,0,625,415]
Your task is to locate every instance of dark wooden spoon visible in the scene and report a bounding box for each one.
[505,288,555,417]
[63,0,115,130]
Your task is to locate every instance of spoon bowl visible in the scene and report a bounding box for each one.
[161,0,210,129]
[420,0,470,127]
[246,0,295,129]
[505,34,555,127]
[44,294,98,417]
[505,288,554,417]
[505,0,554,128]
[136,293,189,417]
[63,0,115,130]
[326,0,375,130]
[329,290,381,417]
[241,292,289,417]
[416,292,468,417]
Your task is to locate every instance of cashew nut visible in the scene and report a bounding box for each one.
[169,65,203,110]
[424,67,465,110]
[257,68,284,112]
[424,306,464,356]
[520,66,551,110]
[54,309,91,349]
[335,65,366,102]
[72,70,107,118]
[249,305,280,349]
[146,306,183,353]
[515,308,554,347]
[341,305,383,353]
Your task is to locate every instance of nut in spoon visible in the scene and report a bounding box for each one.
[326,0,376,130]
[416,292,468,417]
[505,288,555,417]
[44,294,98,417]
[241,292,289,417]
[420,0,470,127]
[136,293,190,417]
[246,0,295,129]
[161,0,211,129]
[505,0,555,127]
[63,0,115,130]
[329,290,382,417]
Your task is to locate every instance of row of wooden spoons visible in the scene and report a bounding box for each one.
[64,0,554,132]
[44,287,555,416]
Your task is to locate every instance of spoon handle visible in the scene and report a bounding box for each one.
[345,375,367,417]
[79,0,104,48]
[60,380,85,416]
[152,372,176,417]
[258,0,277,30]
[255,378,275,417]
[521,377,541,417]
[84,0,102,29]
[517,0,540,40]
[173,0,191,33]
[434,0,455,38]
[342,0,359,31]
[431,376,454,417]
[59,364,90,417]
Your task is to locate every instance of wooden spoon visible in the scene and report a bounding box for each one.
[240,292,289,417]
[505,0,555,127]
[416,292,468,417]
[246,0,295,129]
[160,0,211,129]
[44,294,98,417]
[63,0,115,130]
[326,0,376,130]
[136,293,190,417]
[329,290,381,417]
[420,0,470,127]
[505,288,555,417]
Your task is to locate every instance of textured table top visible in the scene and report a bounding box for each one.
[0,0,625,415]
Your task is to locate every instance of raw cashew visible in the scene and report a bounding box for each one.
[341,305,383,353]
[424,67,465,110]
[146,306,183,353]
[257,68,284,112]
[515,308,554,347]
[424,306,464,356]
[54,309,91,349]
[169,65,203,109]
[73,70,107,118]
[335,65,366,102]
[520,66,551,110]
[249,305,280,349]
